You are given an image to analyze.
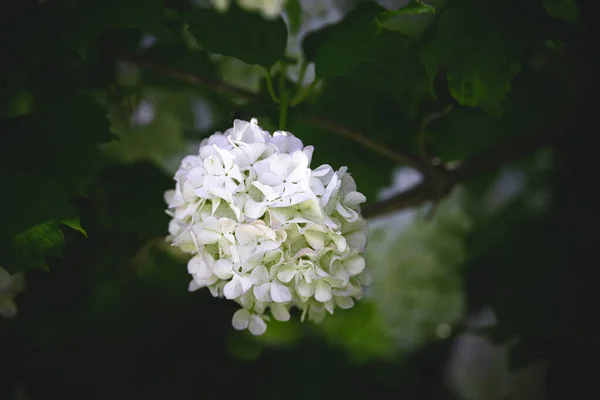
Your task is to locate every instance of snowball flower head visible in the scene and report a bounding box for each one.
[165,118,369,335]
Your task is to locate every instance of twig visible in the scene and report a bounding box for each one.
[301,114,427,172]
[362,127,567,218]
[115,52,260,101]
[113,51,425,170]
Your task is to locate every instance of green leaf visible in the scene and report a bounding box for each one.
[378,0,436,38]
[60,217,88,238]
[0,93,114,238]
[1,221,65,274]
[0,173,75,238]
[420,2,522,113]
[445,40,515,113]
[541,0,581,22]
[427,69,565,162]
[184,6,287,67]
[313,3,386,78]
[379,0,435,19]
[302,25,336,61]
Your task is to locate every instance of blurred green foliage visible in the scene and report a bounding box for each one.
[1,0,598,399]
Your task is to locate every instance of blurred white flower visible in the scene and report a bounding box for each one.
[0,266,25,318]
[211,0,287,19]
[446,308,548,400]
[365,167,468,350]
[165,118,368,335]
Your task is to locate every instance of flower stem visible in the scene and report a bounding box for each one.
[264,68,280,104]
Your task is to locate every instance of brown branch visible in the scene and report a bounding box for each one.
[300,114,427,172]
[112,52,425,171]
[362,127,567,219]
[114,52,261,101]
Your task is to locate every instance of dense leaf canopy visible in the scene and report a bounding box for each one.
[1,0,598,399]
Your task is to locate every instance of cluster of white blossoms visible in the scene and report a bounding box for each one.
[164,118,369,335]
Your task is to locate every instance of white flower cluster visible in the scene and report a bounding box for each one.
[165,118,369,335]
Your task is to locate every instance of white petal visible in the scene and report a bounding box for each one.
[188,280,202,292]
[214,145,234,171]
[270,282,292,303]
[232,309,251,330]
[223,279,243,299]
[310,177,325,196]
[163,189,176,206]
[302,145,314,165]
[270,132,303,152]
[211,197,221,215]
[238,275,253,293]
[287,151,309,182]
[324,299,335,314]
[315,280,332,302]
[304,230,325,250]
[187,167,207,187]
[297,280,315,298]
[344,221,368,251]
[193,227,221,245]
[213,259,234,279]
[312,164,333,178]
[259,171,283,186]
[173,231,197,253]
[250,265,269,285]
[248,315,267,336]
[219,217,237,234]
[235,224,261,246]
[276,267,296,283]
[187,255,205,274]
[331,234,347,253]
[208,186,234,204]
[334,296,354,309]
[181,181,196,201]
[336,203,358,222]
[308,306,325,323]
[269,153,290,175]
[271,304,290,321]
[252,181,281,202]
[344,255,365,275]
[244,198,267,219]
[343,191,367,208]
[253,283,271,302]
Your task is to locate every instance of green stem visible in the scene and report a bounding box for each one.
[290,78,321,107]
[264,68,280,104]
[278,64,288,130]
